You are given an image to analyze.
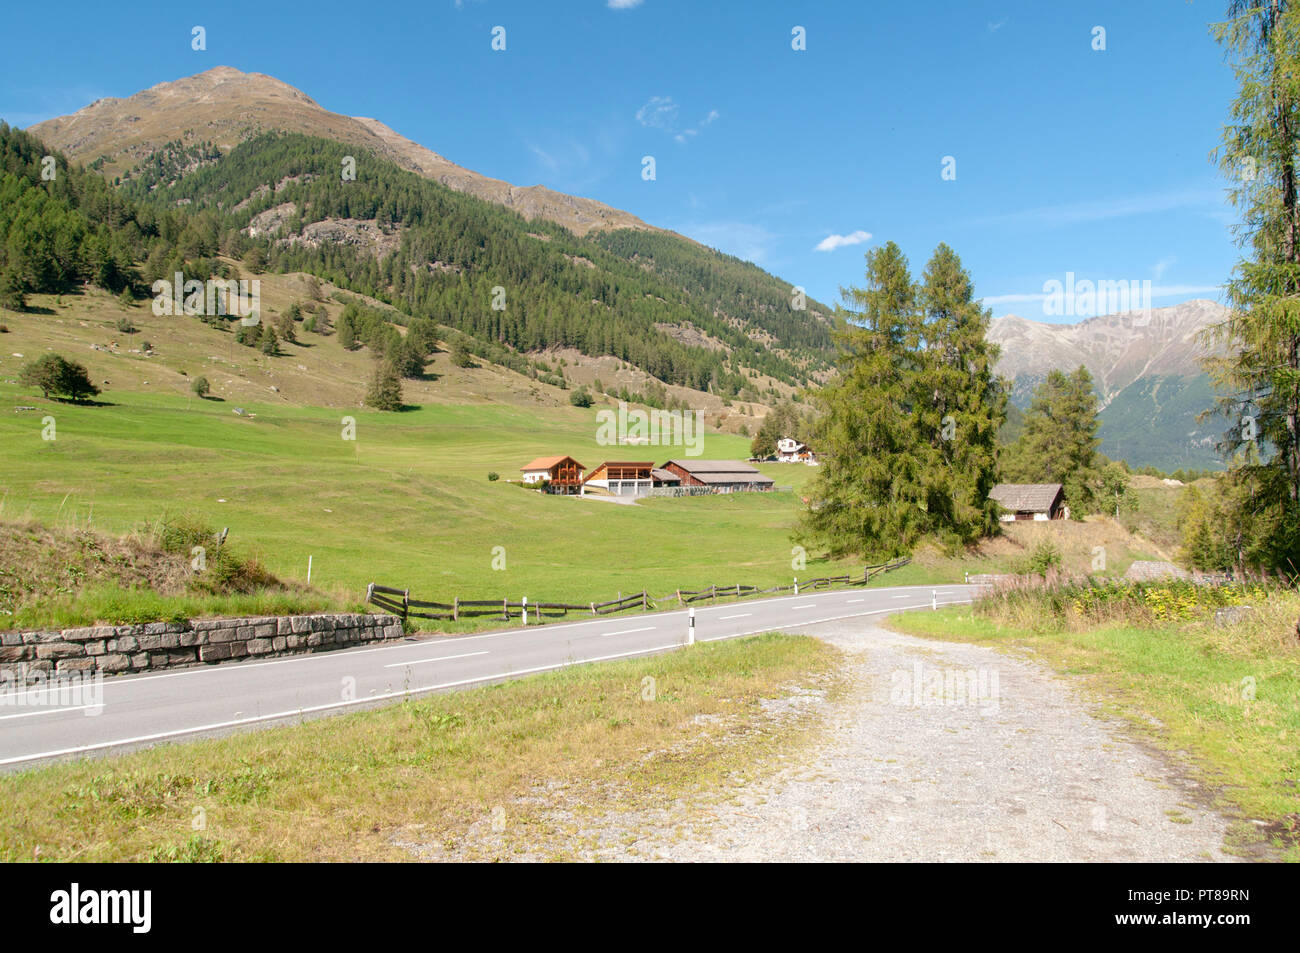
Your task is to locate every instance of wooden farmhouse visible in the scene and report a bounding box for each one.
[582,461,655,496]
[988,483,1065,521]
[661,459,776,492]
[519,455,586,495]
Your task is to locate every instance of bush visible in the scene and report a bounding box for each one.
[569,387,593,408]
[116,317,136,334]
[191,376,211,398]
[0,324,9,333]
[1016,541,1063,575]
[487,472,500,482]
[450,343,475,368]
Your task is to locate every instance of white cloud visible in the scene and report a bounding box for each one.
[815,230,872,252]
[636,96,678,130]
[608,0,644,8]
[987,18,1008,32]
[1151,255,1176,280]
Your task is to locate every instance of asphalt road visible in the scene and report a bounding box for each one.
[0,583,975,769]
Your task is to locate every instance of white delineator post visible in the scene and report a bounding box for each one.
[688,606,695,645]
[794,577,799,595]
[307,555,313,584]
[522,596,528,626]
[932,590,938,610]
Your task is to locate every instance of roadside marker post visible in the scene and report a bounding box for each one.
[307,555,313,584]
[932,590,937,610]
[688,607,695,645]
[794,577,799,595]
[522,596,528,626]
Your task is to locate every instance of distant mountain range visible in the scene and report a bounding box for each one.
[988,299,1229,470]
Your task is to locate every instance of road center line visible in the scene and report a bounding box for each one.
[718,613,751,620]
[599,626,656,638]
[383,651,489,668]
[793,604,816,609]
[0,705,99,721]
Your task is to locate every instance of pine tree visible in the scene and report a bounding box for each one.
[913,243,1006,545]
[1004,366,1102,515]
[365,359,403,411]
[797,241,926,559]
[1203,1,1300,570]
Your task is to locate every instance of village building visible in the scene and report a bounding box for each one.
[988,483,1065,521]
[582,461,655,496]
[519,455,586,495]
[776,437,817,464]
[651,467,681,488]
[661,459,776,492]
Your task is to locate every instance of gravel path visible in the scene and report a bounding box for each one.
[645,618,1237,862]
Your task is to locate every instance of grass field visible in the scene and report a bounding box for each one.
[0,373,873,629]
[0,633,841,862]
[890,596,1300,860]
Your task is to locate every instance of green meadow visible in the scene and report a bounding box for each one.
[0,381,889,627]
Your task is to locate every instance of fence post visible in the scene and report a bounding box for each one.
[503,597,508,622]
[590,602,596,616]
[366,582,374,604]
[676,589,682,606]
[794,576,799,595]
[642,589,648,610]
[711,585,717,604]
[736,583,741,598]
[402,589,409,623]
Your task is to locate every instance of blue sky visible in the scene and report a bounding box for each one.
[1,0,1242,322]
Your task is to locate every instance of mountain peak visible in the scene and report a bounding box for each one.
[28,68,653,237]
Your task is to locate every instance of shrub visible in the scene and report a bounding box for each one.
[450,343,475,368]
[1016,541,1063,575]
[116,317,136,334]
[191,376,211,398]
[569,387,594,408]
[487,472,500,482]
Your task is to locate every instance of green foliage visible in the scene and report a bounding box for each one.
[450,342,475,368]
[1015,541,1063,575]
[1202,4,1300,573]
[487,471,500,482]
[124,131,836,394]
[568,387,593,407]
[116,316,135,334]
[365,360,403,411]
[798,242,1005,559]
[259,325,279,356]
[19,353,100,401]
[191,376,210,398]
[1003,366,1102,516]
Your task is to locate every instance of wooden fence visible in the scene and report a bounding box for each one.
[366,558,909,625]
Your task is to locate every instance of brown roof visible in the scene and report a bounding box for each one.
[520,455,584,472]
[650,467,681,482]
[988,483,1063,513]
[664,460,774,484]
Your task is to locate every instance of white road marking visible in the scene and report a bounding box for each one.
[793,604,817,609]
[600,626,656,638]
[383,651,489,669]
[0,705,98,722]
[718,613,752,620]
[846,598,865,603]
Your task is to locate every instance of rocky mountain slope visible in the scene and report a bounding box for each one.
[988,299,1229,470]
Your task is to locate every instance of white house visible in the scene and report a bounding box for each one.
[776,437,817,464]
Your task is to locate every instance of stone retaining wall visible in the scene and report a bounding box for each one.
[0,613,404,684]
